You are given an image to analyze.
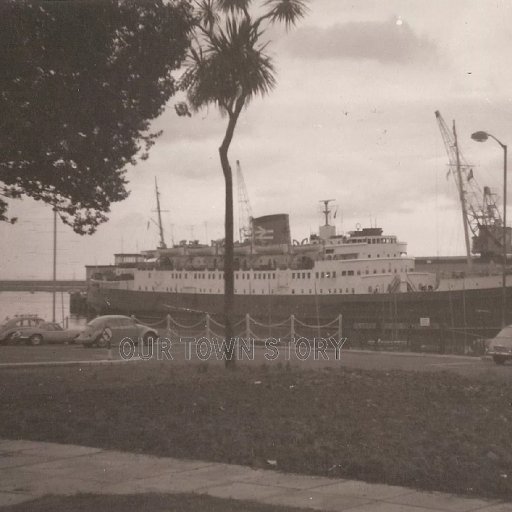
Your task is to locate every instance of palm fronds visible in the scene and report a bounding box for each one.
[265,0,308,28]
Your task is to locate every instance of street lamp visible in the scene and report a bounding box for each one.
[471,130,508,326]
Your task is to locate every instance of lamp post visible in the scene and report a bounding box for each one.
[471,130,508,326]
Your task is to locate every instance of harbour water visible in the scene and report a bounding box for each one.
[0,292,87,329]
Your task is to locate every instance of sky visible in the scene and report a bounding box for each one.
[2,0,512,280]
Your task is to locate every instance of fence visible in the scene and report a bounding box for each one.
[131,313,344,344]
[130,312,494,356]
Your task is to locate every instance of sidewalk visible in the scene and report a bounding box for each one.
[0,440,510,511]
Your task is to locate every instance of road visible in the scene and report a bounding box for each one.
[1,342,511,382]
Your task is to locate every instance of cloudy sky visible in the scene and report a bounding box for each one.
[2,0,512,280]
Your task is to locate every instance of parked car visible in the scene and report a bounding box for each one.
[0,315,45,344]
[76,315,158,348]
[13,322,83,346]
[486,325,512,364]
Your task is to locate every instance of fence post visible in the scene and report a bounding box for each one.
[338,314,343,339]
[205,314,211,340]
[166,313,171,337]
[290,314,295,341]
[245,313,251,340]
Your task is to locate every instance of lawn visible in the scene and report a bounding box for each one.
[0,362,511,500]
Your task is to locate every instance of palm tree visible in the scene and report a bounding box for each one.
[178,0,308,367]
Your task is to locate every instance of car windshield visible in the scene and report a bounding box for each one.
[495,326,512,339]
[86,318,104,328]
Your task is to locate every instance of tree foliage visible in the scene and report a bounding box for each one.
[177,0,308,365]
[180,0,308,116]
[0,0,193,233]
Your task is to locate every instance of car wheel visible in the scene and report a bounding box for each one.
[493,355,507,365]
[5,332,19,345]
[97,327,113,348]
[143,331,157,345]
[29,334,43,346]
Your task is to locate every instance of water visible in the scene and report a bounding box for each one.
[0,292,87,329]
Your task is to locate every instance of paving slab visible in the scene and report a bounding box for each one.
[204,481,289,501]
[23,457,210,485]
[313,480,413,500]
[0,468,51,492]
[0,453,64,470]
[174,462,264,484]
[260,489,372,511]
[388,490,499,512]
[0,439,510,512]
[344,501,449,512]
[474,504,512,512]
[101,472,213,495]
[0,468,100,498]
[238,470,337,490]
[15,443,102,459]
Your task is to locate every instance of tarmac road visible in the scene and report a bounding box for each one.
[1,341,511,382]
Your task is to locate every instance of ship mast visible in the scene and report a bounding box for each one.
[320,199,335,226]
[154,177,167,249]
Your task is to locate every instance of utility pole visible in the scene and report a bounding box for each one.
[52,208,57,323]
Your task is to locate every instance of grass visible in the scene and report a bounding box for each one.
[0,363,511,500]
[0,493,305,512]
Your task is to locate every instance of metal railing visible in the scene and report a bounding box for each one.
[131,313,344,343]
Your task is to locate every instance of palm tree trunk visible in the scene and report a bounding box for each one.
[219,101,244,368]
[219,148,235,367]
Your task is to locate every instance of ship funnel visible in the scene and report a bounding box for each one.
[252,214,291,245]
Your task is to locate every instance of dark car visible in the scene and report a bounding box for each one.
[14,322,82,346]
[486,325,512,364]
[76,315,158,348]
[0,315,45,344]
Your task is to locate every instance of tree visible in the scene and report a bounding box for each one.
[0,0,193,233]
[177,0,308,366]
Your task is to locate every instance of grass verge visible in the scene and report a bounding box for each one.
[0,363,511,499]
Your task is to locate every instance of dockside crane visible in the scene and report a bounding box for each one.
[435,110,503,262]
[236,160,253,243]
[152,177,168,249]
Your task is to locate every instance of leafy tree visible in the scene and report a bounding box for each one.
[0,0,193,233]
[177,0,308,366]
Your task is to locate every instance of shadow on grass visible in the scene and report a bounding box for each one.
[0,493,304,512]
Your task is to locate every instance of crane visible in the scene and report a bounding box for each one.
[236,160,253,243]
[151,177,168,249]
[435,110,503,262]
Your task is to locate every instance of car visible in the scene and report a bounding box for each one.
[76,315,158,348]
[486,325,512,364]
[0,315,45,344]
[13,322,83,346]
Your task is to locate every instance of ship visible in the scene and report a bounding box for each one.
[86,113,512,344]
[86,202,512,343]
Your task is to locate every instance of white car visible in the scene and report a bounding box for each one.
[76,315,158,348]
[486,325,512,365]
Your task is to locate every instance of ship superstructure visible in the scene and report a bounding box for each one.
[92,202,436,300]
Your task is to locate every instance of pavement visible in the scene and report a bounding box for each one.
[0,439,511,511]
